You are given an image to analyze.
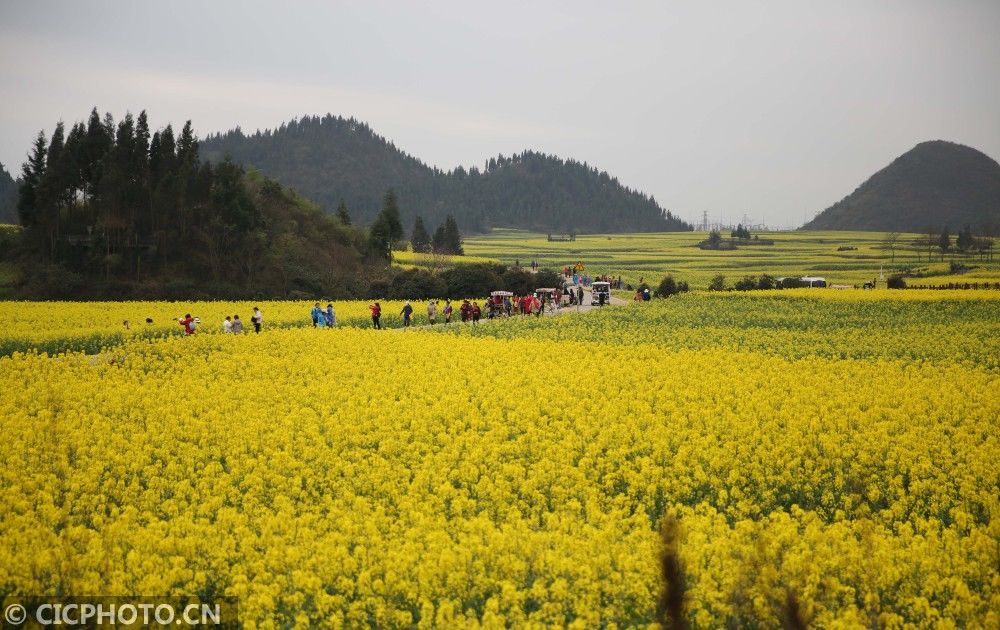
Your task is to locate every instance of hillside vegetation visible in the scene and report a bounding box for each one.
[201,114,692,234]
[804,140,1000,233]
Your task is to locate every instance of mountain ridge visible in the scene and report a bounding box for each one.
[200,114,692,234]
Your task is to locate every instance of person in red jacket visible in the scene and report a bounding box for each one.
[178,314,196,335]
[369,302,382,329]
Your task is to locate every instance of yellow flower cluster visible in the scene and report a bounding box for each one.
[0,299,439,356]
[444,290,1000,367]
[0,292,996,627]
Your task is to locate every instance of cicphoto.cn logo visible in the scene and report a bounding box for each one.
[2,597,238,628]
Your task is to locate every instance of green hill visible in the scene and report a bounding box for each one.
[804,140,1000,232]
[200,115,691,234]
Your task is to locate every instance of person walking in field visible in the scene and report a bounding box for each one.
[576,285,584,306]
[401,301,414,327]
[251,307,263,333]
[325,303,336,328]
[311,302,323,327]
[460,300,471,322]
[178,314,196,335]
[232,314,244,334]
[223,316,233,333]
[427,300,437,325]
[471,301,481,324]
[444,299,453,324]
[370,302,382,329]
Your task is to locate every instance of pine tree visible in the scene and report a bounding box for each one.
[443,214,463,255]
[411,215,431,253]
[177,120,198,168]
[431,223,446,253]
[17,131,47,229]
[956,225,974,252]
[939,226,951,256]
[381,189,403,246]
[368,212,392,261]
[335,200,351,225]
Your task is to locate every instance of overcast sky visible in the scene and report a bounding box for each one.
[1,1,998,228]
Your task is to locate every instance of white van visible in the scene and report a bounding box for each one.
[591,281,611,305]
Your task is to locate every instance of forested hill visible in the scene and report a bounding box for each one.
[0,162,18,224]
[804,140,1000,232]
[200,115,692,233]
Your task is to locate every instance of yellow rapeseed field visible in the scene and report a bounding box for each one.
[0,291,997,627]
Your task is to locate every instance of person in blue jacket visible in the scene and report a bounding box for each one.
[310,302,323,327]
[401,301,413,327]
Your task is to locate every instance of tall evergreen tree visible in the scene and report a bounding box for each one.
[939,226,951,255]
[431,222,446,254]
[368,212,392,261]
[381,189,403,246]
[17,131,47,231]
[335,199,351,225]
[443,214,463,255]
[956,225,974,252]
[411,215,431,253]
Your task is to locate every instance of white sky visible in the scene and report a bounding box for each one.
[1,0,998,228]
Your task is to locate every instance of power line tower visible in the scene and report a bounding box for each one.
[699,211,709,231]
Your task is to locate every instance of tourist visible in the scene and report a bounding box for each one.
[471,302,481,324]
[222,316,233,333]
[178,314,196,335]
[370,302,382,329]
[251,307,263,333]
[401,301,413,327]
[325,303,336,328]
[427,300,437,325]
[444,299,453,324]
[232,315,244,334]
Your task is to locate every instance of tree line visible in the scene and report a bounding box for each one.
[7,108,476,299]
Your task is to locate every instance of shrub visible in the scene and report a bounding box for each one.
[533,269,563,291]
[757,274,776,290]
[499,268,534,295]
[440,263,503,299]
[655,275,679,297]
[777,277,807,289]
[708,275,727,291]
[887,274,907,289]
[733,276,757,291]
[388,269,446,299]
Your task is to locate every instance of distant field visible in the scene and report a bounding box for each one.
[463,229,1000,289]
